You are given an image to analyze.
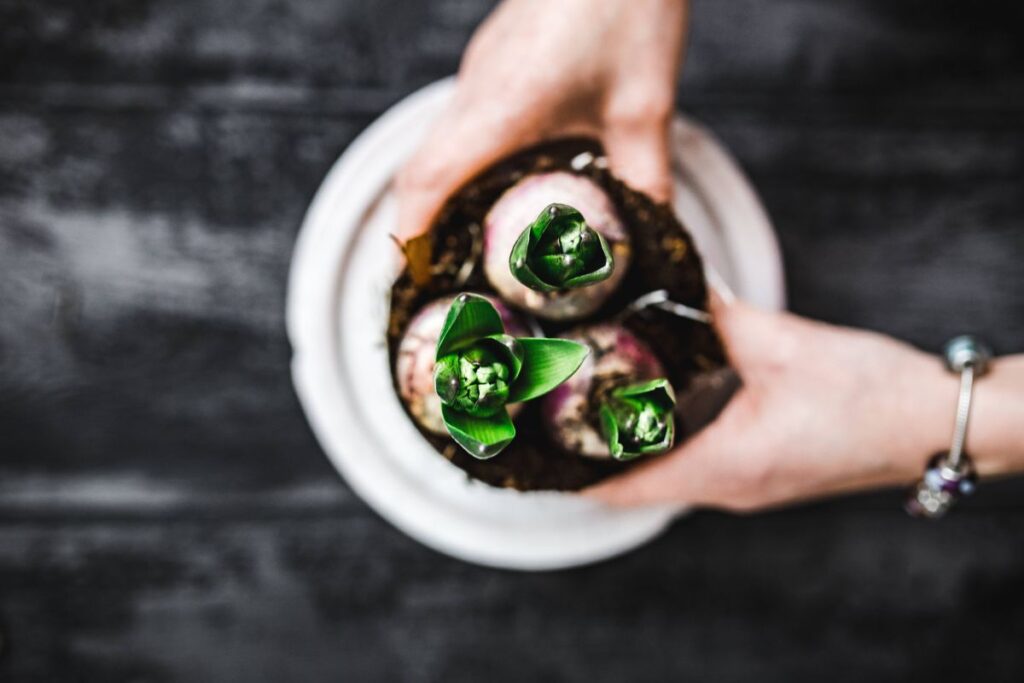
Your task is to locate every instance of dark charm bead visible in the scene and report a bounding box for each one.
[906,453,976,519]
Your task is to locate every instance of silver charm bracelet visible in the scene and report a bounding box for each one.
[906,336,992,518]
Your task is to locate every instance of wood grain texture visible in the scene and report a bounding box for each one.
[1,0,1023,680]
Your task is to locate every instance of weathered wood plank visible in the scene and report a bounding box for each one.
[1,510,1023,681]
[1,1,1023,680]
[3,0,1023,100]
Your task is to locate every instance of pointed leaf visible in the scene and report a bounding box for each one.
[480,334,525,381]
[508,203,614,292]
[600,405,675,461]
[611,378,676,409]
[436,293,505,359]
[509,226,556,292]
[441,404,516,460]
[609,433,675,461]
[506,338,589,403]
[561,230,614,288]
[599,404,625,460]
[601,379,677,461]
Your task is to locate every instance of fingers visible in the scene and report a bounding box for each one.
[583,298,748,508]
[583,415,731,507]
[586,300,791,509]
[602,118,673,203]
[395,102,533,241]
[394,110,475,241]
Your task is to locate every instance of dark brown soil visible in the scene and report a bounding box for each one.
[387,138,727,491]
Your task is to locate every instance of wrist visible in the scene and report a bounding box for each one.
[894,350,959,478]
[900,350,1024,481]
[968,356,1024,477]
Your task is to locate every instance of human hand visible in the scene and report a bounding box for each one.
[396,0,689,239]
[586,296,963,511]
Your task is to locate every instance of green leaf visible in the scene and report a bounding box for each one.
[441,404,516,460]
[599,404,625,460]
[630,422,676,458]
[480,334,525,382]
[436,293,505,359]
[508,226,555,292]
[433,353,462,405]
[506,338,589,403]
[561,230,614,288]
[611,378,676,409]
[508,203,614,292]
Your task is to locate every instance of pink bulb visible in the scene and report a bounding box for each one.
[396,294,528,434]
[483,172,631,320]
[541,323,665,458]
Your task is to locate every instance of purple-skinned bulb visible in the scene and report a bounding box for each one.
[483,172,631,320]
[396,294,527,434]
[540,323,667,458]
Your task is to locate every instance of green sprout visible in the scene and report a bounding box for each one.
[509,203,614,292]
[598,379,676,461]
[435,293,589,459]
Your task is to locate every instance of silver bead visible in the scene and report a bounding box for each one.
[943,335,992,375]
[924,468,945,491]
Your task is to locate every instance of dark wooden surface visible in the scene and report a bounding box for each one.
[2,1,1023,680]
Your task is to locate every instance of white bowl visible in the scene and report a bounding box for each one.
[287,78,784,570]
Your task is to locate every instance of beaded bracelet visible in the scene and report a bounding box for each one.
[906,336,991,518]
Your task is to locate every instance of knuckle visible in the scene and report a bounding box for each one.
[647,97,675,126]
[725,457,776,500]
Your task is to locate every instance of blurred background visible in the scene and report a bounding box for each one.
[1,0,1023,680]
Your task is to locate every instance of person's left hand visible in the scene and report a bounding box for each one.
[395,0,688,241]
[586,296,958,511]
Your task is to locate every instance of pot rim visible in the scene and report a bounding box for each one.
[287,77,783,570]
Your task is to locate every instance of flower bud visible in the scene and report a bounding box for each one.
[598,379,676,460]
[512,203,612,291]
[397,294,526,434]
[434,344,513,418]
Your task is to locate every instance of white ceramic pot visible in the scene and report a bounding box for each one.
[286,78,784,570]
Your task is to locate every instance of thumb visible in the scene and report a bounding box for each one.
[710,295,794,374]
[585,302,791,507]
[394,109,472,242]
[602,120,673,204]
[582,408,738,507]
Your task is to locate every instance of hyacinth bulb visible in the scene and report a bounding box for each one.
[396,294,527,435]
[483,172,631,320]
[432,293,589,459]
[540,323,672,459]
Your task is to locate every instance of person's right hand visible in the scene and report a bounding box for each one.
[586,296,958,511]
[395,0,689,240]
[586,295,1024,512]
